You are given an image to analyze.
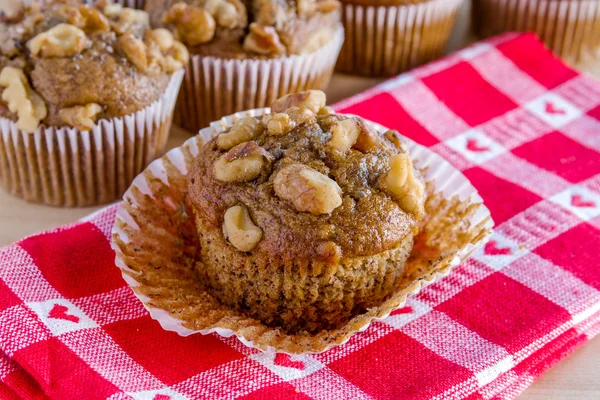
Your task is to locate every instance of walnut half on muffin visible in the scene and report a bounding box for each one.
[188,90,426,333]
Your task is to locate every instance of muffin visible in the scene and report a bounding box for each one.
[336,0,464,77]
[0,0,187,206]
[473,0,600,62]
[187,90,426,333]
[145,0,344,133]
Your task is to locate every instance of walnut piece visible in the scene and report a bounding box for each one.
[297,0,316,16]
[222,205,262,252]
[58,103,102,131]
[164,41,189,73]
[118,32,148,71]
[329,118,359,153]
[216,117,264,150]
[213,142,267,182]
[316,0,341,13]
[100,2,122,18]
[317,106,334,116]
[27,23,90,58]
[263,112,293,135]
[164,2,216,46]
[204,0,247,29]
[329,117,379,153]
[147,28,174,51]
[274,163,342,215]
[243,23,285,55]
[119,8,150,25]
[271,90,326,113]
[381,153,425,219]
[0,67,47,133]
[285,106,316,125]
[78,6,110,32]
[384,129,407,152]
[316,241,342,264]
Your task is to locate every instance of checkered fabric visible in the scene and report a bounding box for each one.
[1,33,600,400]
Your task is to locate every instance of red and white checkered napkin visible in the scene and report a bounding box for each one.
[1,33,600,400]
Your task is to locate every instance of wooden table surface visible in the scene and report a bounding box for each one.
[1,1,599,399]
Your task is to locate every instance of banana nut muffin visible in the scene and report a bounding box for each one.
[0,0,189,133]
[154,0,341,57]
[188,90,426,333]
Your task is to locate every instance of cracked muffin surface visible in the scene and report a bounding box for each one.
[0,0,188,132]
[187,90,426,333]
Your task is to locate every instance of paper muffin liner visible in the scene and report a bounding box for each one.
[336,0,464,77]
[111,108,494,354]
[473,0,600,62]
[0,70,183,207]
[173,25,344,133]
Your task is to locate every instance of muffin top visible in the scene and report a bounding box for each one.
[188,90,426,263]
[0,0,189,133]
[157,0,341,58]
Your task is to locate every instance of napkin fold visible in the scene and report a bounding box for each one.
[1,33,600,400]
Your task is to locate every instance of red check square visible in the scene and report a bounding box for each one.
[15,337,118,400]
[534,223,600,291]
[436,273,572,353]
[463,167,543,224]
[19,223,125,299]
[103,315,243,385]
[328,331,473,400]
[0,281,20,313]
[512,131,600,183]
[336,92,440,147]
[421,61,518,126]
[496,34,578,89]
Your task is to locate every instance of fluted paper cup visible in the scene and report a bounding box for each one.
[174,25,344,133]
[0,70,183,207]
[111,108,493,354]
[473,0,600,62]
[336,0,464,77]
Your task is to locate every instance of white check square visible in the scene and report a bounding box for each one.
[445,129,506,164]
[525,93,582,128]
[28,299,97,336]
[549,186,600,221]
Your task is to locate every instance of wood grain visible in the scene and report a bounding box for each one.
[0,1,598,398]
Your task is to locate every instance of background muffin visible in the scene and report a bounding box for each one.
[473,0,600,62]
[188,90,426,333]
[336,0,464,76]
[146,0,344,133]
[0,0,187,206]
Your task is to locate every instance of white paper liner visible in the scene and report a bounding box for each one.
[473,0,600,62]
[336,0,464,76]
[23,0,145,8]
[174,25,345,133]
[0,70,183,207]
[111,107,493,353]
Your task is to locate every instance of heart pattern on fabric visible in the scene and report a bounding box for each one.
[390,306,414,316]
[545,102,566,115]
[273,353,306,370]
[571,195,595,208]
[48,304,80,323]
[484,241,511,256]
[466,139,490,153]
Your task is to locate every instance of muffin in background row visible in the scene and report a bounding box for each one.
[0,0,187,206]
[188,90,426,332]
[473,0,600,62]
[145,0,344,133]
[336,0,465,77]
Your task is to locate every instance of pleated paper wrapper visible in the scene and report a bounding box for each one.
[111,108,493,354]
[174,26,344,133]
[0,70,183,207]
[473,0,600,62]
[336,0,464,77]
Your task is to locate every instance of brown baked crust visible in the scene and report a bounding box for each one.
[0,0,185,129]
[154,0,341,58]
